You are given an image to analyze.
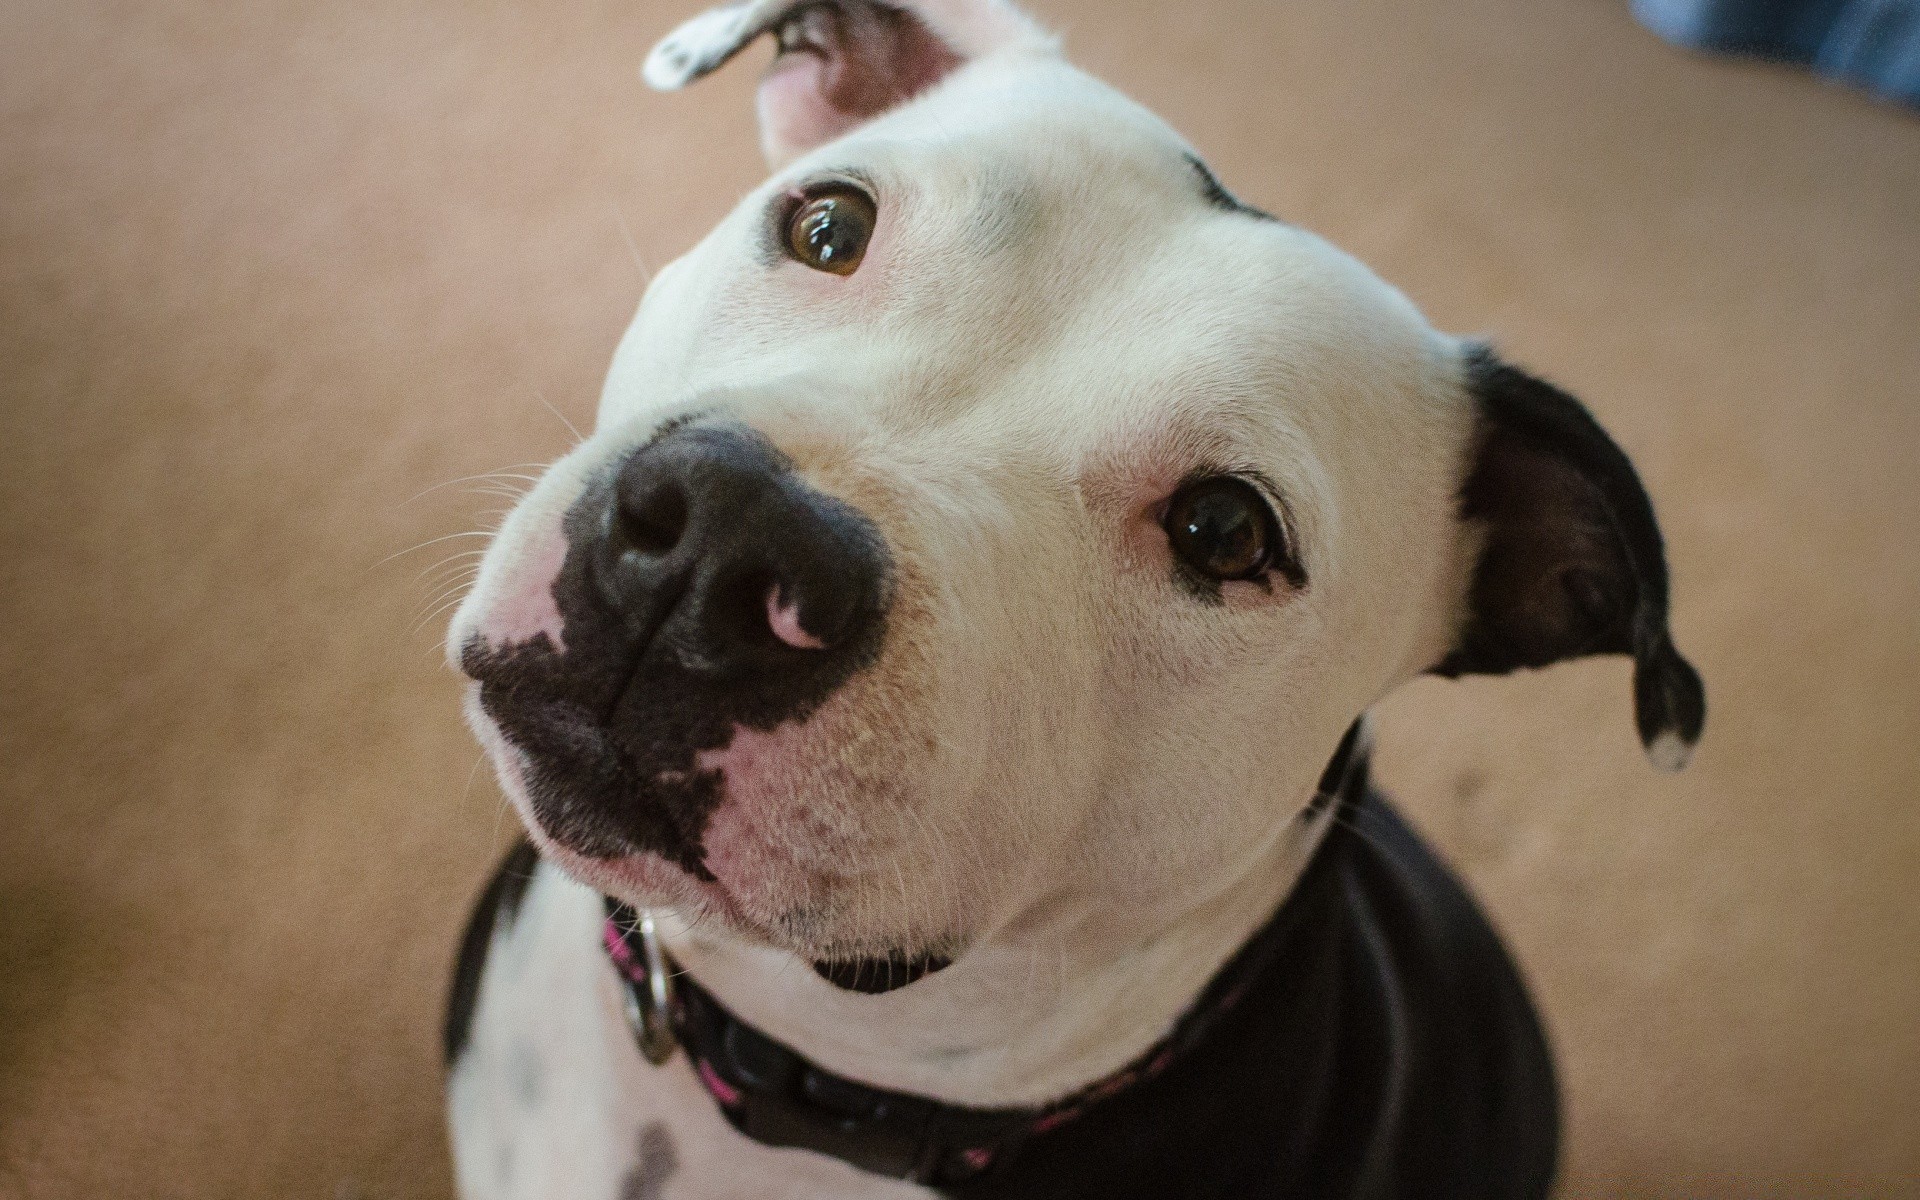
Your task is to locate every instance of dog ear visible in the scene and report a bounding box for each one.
[644,0,1051,166]
[1434,345,1706,771]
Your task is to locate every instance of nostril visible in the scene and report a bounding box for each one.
[614,483,688,559]
[715,567,778,644]
[767,583,828,650]
[586,424,889,679]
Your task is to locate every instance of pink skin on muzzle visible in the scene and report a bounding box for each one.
[474,526,570,654]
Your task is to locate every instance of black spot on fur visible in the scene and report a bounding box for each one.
[444,838,540,1067]
[1435,346,1705,757]
[461,422,893,872]
[509,1040,543,1107]
[620,1122,680,1200]
[1186,154,1279,222]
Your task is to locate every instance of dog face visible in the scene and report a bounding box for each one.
[449,0,1702,986]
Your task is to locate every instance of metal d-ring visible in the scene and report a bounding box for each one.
[621,910,678,1066]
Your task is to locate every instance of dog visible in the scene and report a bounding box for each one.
[440,2,1706,1197]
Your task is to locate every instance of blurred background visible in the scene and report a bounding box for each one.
[2,0,1916,1195]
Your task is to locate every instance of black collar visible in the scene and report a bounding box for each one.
[602,720,1370,1189]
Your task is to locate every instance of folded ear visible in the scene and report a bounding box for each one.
[644,0,1052,167]
[1434,345,1707,771]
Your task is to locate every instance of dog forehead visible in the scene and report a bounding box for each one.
[804,55,1227,261]
[606,51,1453,506]
[854,53,1178,177]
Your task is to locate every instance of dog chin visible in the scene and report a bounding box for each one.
[499,749,961,994]
[532,833,738,919]
[464,683,948,981]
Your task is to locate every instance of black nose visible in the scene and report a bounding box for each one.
[584,422,891,682]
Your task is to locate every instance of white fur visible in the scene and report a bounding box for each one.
[448,3,1490,1194]
[1646,729,1696,773]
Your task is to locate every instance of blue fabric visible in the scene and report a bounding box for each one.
[1632,0,1920,104]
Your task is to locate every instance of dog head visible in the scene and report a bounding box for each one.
[449,0,1703,990]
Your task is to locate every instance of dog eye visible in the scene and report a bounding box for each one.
[1163,477,1284,582]
[784,184,876,275]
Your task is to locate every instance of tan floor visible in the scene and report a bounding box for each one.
[3,0,1916,1196]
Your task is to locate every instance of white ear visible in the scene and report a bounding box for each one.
[644,0,1054,167]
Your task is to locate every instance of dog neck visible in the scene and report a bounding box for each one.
[656,721,1366,1110]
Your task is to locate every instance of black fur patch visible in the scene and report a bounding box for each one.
[444,838,540,1067]
[1186,154,1279,222]
[461,422,893,873]
[1436,346,1705,756]
[620,1122,680,1200]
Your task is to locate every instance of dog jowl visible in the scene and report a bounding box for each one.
[443,3,1704,1198]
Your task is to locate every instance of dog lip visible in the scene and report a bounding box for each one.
[811,953,954,994]
[467,668,724,876]
[543,839,745,918]
[459,624,650,736]
[557,846,824,953]
[458,631,542,683]
[476,684,610,754]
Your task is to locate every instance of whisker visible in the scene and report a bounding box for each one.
[493,791,516,849]
[411,573,481,623]
[415,549,488,583]
[414,559,481,596]
[533,388,585,444]
[460,751,488,814]
[415,578,480,614]
[371,530,493,571]
[410,576,481,632]
[469,486,531,503]
[420,564,483,599]
[614,203,654,288]
[413,558,484,597]
[399,465,551,509]
[411,591,476,637]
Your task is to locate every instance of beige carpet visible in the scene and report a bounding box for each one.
[3,0,1916,1195]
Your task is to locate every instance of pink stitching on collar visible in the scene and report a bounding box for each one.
[696,1057,746,1108]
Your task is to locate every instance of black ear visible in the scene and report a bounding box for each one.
[1434,345,1706,770]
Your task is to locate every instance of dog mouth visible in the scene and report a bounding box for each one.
[463,671,725,880]
[572,837,957,993]
[811,953,953,994]
[548,812,958,994]
[465,683,960,994]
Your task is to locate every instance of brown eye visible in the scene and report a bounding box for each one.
[784,184,876,275]
[1163,477,1282,582]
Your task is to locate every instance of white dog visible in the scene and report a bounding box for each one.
[441,2,1705,1197]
